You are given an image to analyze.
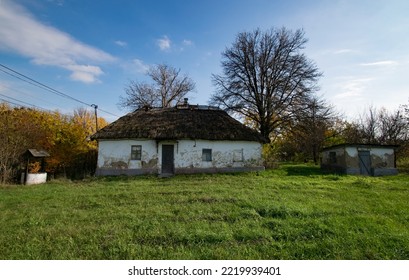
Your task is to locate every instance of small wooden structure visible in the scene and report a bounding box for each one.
[321,144,398,176]
[21,149,50,185]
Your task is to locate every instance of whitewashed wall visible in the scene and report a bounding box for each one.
[97,139,158,174]
[96,139,263,175]
[168,140,263,170]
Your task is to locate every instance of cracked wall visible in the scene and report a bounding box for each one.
[321,146,397,175]
[96,139,263,175]
[97,139,158,172]
[171,140,263,170]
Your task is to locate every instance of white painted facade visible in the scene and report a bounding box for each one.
[170,140,262,169]
[97,139,157,171]
[96,139,264,176]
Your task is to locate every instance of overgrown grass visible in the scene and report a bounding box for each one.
[0,164,408,259]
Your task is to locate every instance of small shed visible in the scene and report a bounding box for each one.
[321,144,398,176]
[21,149,50,185]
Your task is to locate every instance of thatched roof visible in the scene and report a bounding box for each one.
[92,106,266,143]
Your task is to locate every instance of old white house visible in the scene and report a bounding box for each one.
[91,104,266,176]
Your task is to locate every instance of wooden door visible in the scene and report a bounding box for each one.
[358,151,371,175]
[161,145,174,175]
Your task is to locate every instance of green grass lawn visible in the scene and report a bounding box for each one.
[1,164,408,260]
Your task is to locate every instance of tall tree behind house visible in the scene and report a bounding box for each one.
[211,27,322,141]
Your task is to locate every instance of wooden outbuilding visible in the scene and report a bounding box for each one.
[22,149,50,185]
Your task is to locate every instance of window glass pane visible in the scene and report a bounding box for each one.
[233,149,243,162]
[131,145,142,160]
[202,149,212,161]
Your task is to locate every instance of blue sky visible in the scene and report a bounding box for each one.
[1,0,408,121]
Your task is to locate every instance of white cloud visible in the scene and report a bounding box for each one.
[183,39,193,46]
[120,58,150,76]
[334,77,373,100]
[360,60,398,67]
[132,59,149,74]
[333,49,356,54]
[115,40,128,47]
[69,71,98,84]
[0,0,115,83]
[157,36,171,51]
[64,65,103,83]
[155,36,193,52]
[179,39,194,51]
[47,0,65,6]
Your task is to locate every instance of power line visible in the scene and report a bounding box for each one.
[98,107,118,116]
[0,98,24,108]
[0,64,90,106]
[0,92,50,111]
[0,83,63,109]
[0,63,120,118]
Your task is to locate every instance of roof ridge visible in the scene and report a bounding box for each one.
[132,104,222,112]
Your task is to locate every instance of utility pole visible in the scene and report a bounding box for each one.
[91,104,98,132]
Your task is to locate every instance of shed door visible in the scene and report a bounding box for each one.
[161,145,174,175]
[358,151,371,175]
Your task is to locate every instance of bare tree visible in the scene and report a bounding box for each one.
[119,64,195,110]
[211,27,322,141]
[291,95,337,164]
[354,106,408,145]
[377,108,408,144]
[120,81,160,109]
[358,105,379,144]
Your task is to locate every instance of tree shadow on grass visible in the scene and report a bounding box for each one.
[282,164,325,176]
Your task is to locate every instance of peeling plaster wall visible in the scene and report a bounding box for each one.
[321,147,346,173]
[171,140,263,170]
[96,139,263,176]
[345,147,396,171]
[96,139,158,175]
[369,148,395,168]
[321,145,397,176]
